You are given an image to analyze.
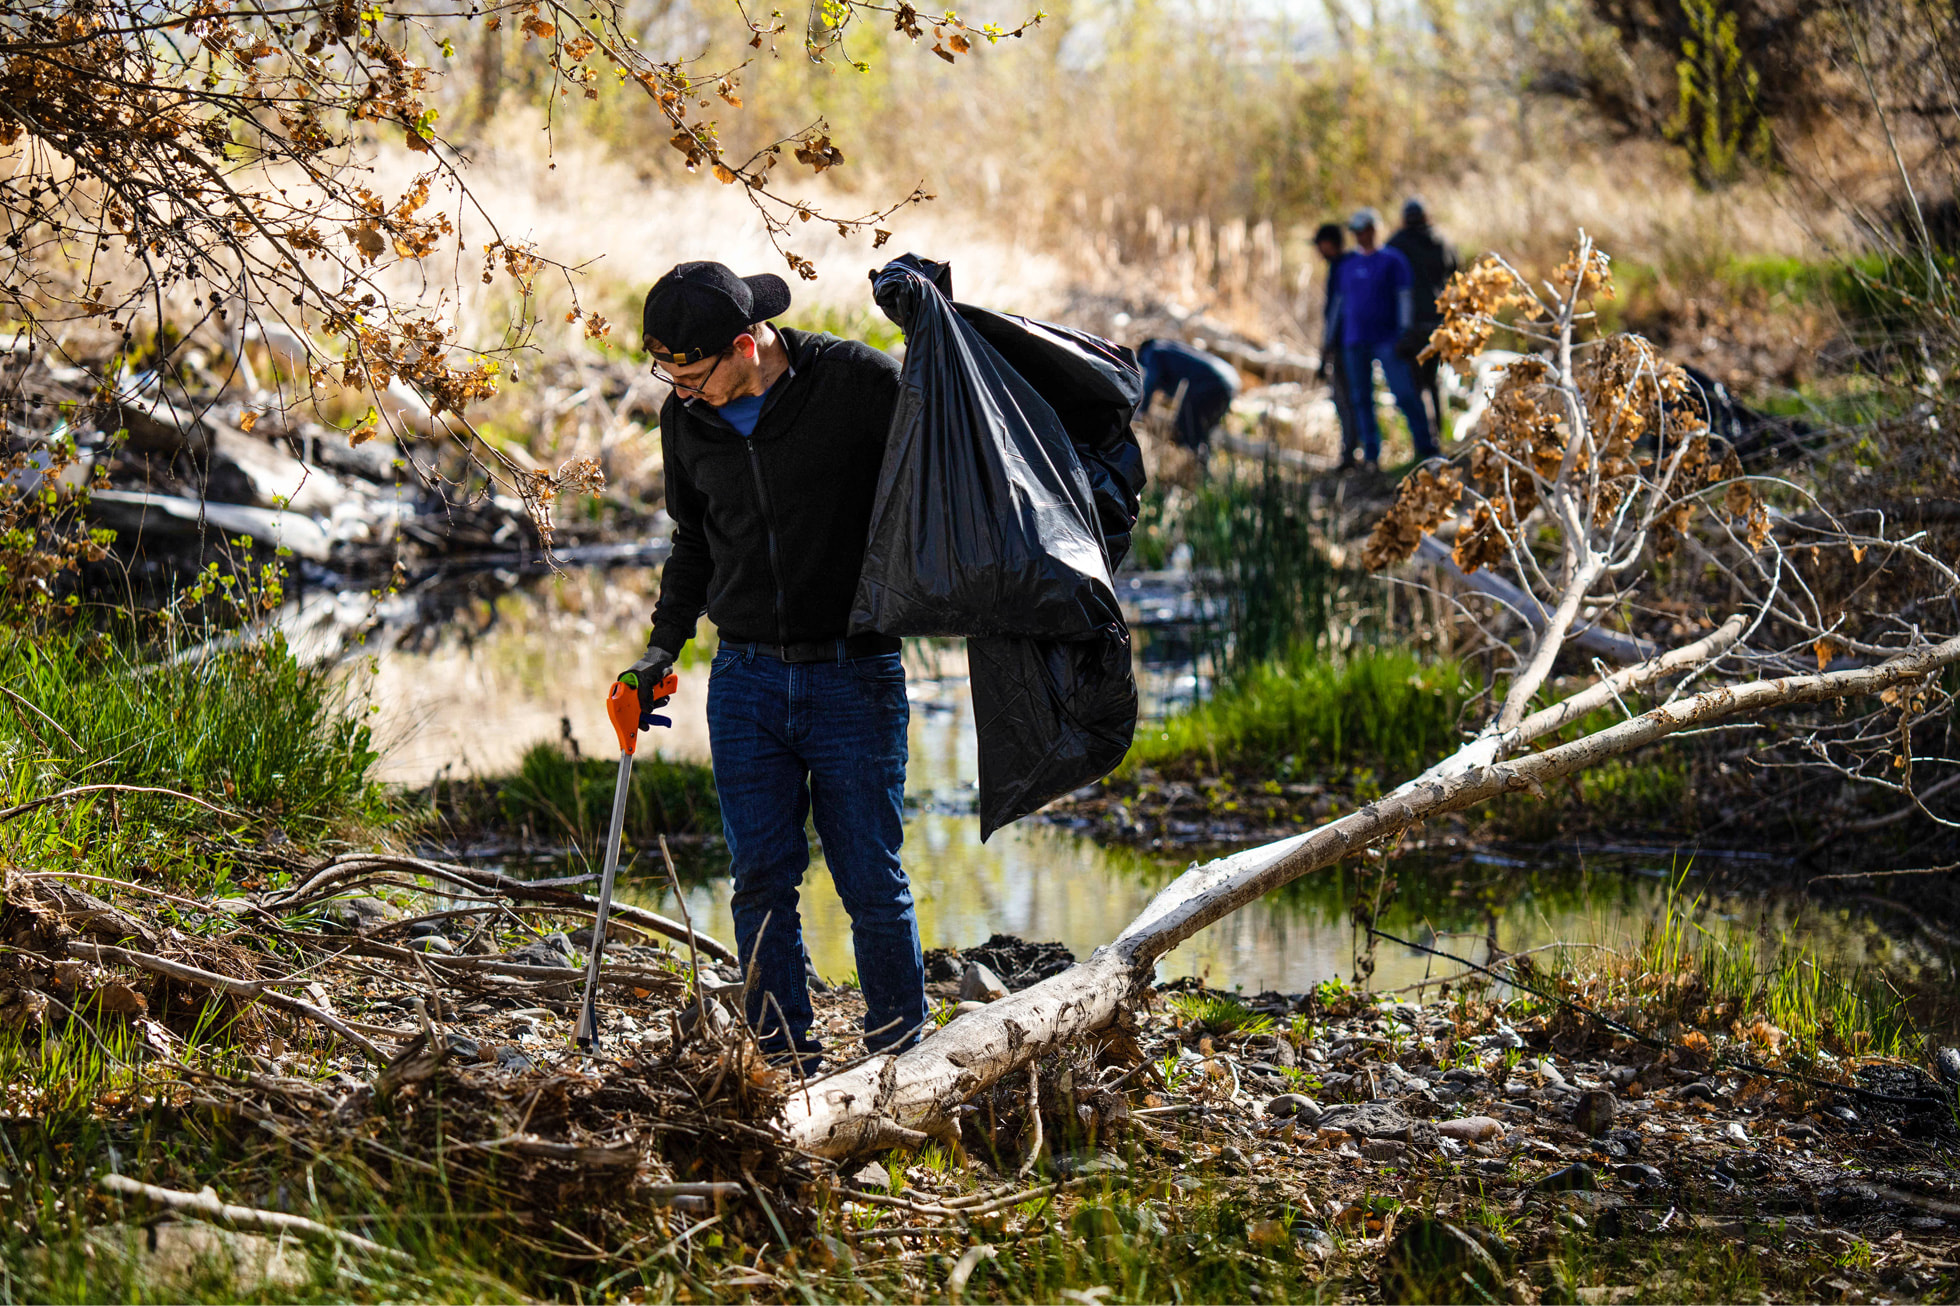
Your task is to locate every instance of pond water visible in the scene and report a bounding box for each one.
[345,567,1952,1003]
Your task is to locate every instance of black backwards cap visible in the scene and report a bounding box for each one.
[641,261,793,364]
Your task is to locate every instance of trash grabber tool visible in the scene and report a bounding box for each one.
[574,666,678,1051]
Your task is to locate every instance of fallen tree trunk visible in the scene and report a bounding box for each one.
[784,634,1960,1156]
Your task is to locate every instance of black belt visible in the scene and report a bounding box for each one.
[738,634,901,663]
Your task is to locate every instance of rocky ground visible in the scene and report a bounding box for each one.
[808,942,1960,1303]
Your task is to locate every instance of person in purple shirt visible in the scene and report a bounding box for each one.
[1324,207,1439,468]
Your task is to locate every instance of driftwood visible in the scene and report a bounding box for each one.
[88,489,334,562]
[270,854,737,964]
[14,878,160,951]
[785,636,1960,1155]
[98,1174,414,1264]
[0,783,237,826]
[65,941,386,1063]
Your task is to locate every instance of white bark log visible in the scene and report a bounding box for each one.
[1413,534,1655,664]
[784,634,1960,1157]
[1397,612,1749,792]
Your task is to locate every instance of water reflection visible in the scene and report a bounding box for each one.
[356,569,1951,1001]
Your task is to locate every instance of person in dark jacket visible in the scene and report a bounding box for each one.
[1325,207,1438,467]
[621,261,925,1069]
[1387,197,1459,443]
[1313,222,1362,469]
[1136,338,1239,457]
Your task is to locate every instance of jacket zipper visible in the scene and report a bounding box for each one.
[742,435,790,646]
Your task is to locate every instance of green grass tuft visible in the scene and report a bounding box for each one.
[493,741,720,845]
[1126,647,1467,783]
[1167,991,1275,1038]
[0,627,385,839]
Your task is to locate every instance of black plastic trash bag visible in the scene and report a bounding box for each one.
[968,629,1138,839]
[851,257,1123,639]
[857,254,1148,837]
[955,305,1148,569]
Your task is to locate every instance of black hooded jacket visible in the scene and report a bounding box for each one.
[648,327,902,653]
[1387,223,1459,325]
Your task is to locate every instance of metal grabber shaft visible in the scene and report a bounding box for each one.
[574,669,677,1050]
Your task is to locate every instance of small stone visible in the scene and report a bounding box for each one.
[1532,1162,1598,1192]
[443,1034,481,1061]
[959,962,1008,1003]
[1264,1093,1321,1124]
[410,935,455,954]
[406,918,446,938]
[1783,1123,1821,1143]
[1059,1150,1128,1177]
[1576,1289,1639,1305]
[1248,1218,1289,1247]
[950,1000,989,1017]
[1935,1047,1960,1090]
[1483,1023,1525,1050]
[851,1162,892,1191]
[323,895,399,934]
[1381,1216,1506,1301]
[1438,1115,1504,1143]
[1614,1162,1666,1189]
[1723,1121,1750,1144]
[507,936,575,969]
[1316,1100,1439,1147]
[1216,1145,1249,1172]
[814,1234,857,1270]
[1606,1065,1639,1089]
[93,1222,309,1293]
[1571,1090,1617,1137]
[1359,1139,1408,1162]
[1292,1220,1334,1251]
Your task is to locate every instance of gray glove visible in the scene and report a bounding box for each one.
[620,644,677,718]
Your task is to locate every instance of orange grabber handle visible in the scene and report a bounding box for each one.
[609,670,679,755]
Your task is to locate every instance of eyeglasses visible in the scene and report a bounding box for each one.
[651,343,734,395]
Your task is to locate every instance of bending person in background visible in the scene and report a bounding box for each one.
[1388,197,1459,445]
[1137,338,1241,460]
[1313,222,1362,470]
[622,260,926,1073]
[1324,207,1438,469]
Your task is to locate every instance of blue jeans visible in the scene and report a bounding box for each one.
[1342,341,1438,462]
[706,645,926,1055]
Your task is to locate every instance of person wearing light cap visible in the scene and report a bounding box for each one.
[1388,197,1459,443]
[621,260,926,1070]
[1324,207,1439,468]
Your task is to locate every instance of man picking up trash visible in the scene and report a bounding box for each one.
[621,261,927,1071]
